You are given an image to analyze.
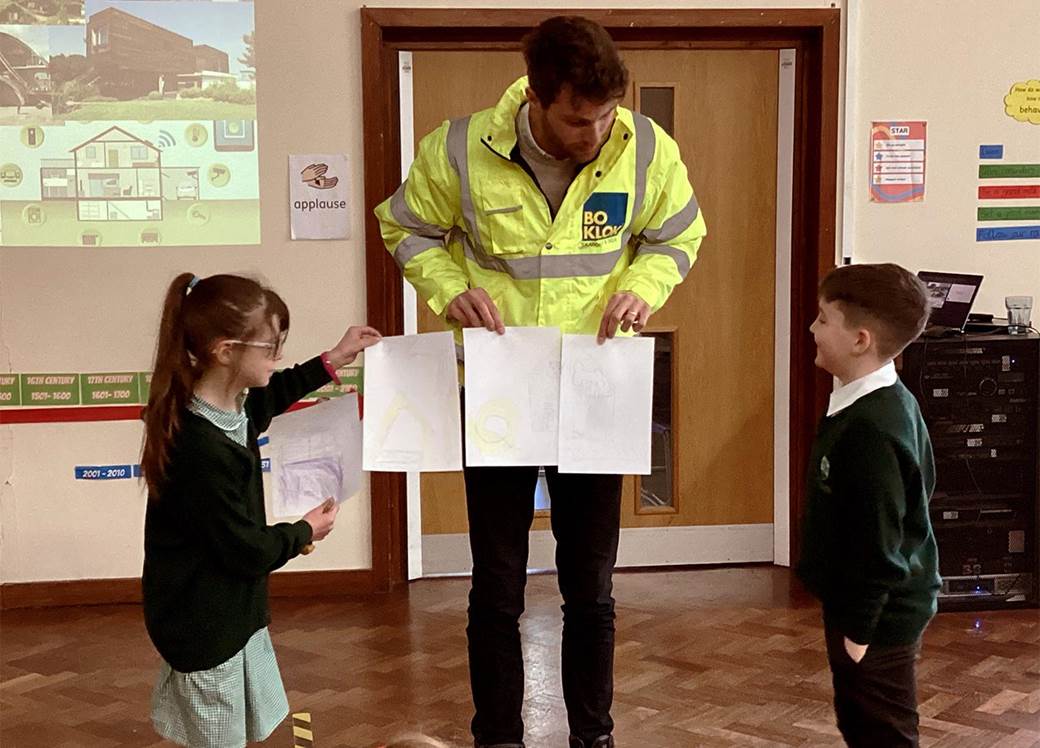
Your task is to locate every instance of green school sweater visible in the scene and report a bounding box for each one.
[143,357,330,672]
[796,380,941,646]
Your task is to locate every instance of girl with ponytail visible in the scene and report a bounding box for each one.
[141,272,380,747]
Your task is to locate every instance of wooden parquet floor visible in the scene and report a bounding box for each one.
[2,567,1038,747]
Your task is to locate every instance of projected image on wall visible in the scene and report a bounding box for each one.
[0,0,259,246]
[0,1,84,26]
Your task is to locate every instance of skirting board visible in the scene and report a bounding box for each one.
[422,524,775,576]
[0,568,377,610]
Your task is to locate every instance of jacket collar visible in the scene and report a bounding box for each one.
[481,76,635,160]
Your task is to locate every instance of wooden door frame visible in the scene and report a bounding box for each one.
[362,8,839,591]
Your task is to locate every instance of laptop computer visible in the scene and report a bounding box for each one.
[917,271,984,334]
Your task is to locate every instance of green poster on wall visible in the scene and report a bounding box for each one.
[20,373,80,405]
[0,374,20,406]
[80,372,141,405]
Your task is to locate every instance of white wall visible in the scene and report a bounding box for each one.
[5,0,1035,585]
[845,0,1040,314]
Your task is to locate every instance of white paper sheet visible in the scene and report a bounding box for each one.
[558,335,655,475]
[463,327,561,467]
[363,331,462,472]
[267,394,362,519]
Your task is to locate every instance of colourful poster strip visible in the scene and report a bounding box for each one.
[0,367,360,408]
[974,144,1039,242]
[20,373,80,406]
[978,185,1040,199]
[976,225,1040,242]
[0,374,19,406]
[1,366,362,426]
[75,461,270,480]
[75,465,136,481]
[140,373,153,402]
[978,164,1040,179]
[978,207,1040,221]
[80,373,141,405]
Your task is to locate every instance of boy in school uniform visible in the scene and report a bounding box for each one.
[797,263,941,748]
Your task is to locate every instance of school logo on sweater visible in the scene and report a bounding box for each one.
[820,455,831,480]
[582,192,627,241]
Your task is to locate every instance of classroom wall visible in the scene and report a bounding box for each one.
[0,0,377,584]
[846,0,1040,314]
[3,0,1036,585]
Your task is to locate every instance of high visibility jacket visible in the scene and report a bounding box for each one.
[376,77,707,340]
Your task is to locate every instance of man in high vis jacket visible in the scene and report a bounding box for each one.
[376,16,706,748]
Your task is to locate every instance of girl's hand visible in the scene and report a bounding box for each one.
[303,498,339,542]
[327,326,382,367]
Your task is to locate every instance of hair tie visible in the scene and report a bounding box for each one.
[186,275,200,294]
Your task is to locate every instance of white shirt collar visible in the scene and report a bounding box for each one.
[827,360,898,416]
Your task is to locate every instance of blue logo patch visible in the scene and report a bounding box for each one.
[582,192,627,241]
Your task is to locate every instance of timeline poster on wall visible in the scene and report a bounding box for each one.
[869,121,926,203]
[0,0,259,246]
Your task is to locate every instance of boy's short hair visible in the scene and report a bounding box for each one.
[819,263,930,358]
[522,16,629,106]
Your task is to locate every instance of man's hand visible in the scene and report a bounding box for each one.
[844,637,868,664]
[446,288,505,334]
[597,292,651,343]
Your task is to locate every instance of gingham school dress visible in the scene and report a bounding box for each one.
[150,396,289,748]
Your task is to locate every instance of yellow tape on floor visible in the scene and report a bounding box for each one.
[292,712,314,747]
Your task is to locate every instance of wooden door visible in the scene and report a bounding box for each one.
[408,49,778,571]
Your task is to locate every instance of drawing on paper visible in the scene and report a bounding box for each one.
[566,354,616,440]
[467,397,520,456]
[527,358,560,434]
[373,391,430,469]
[363,332,462,473]
[268,394,362,518]
[279,455,342,508]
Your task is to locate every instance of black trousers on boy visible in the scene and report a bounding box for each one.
[824,622,922,748]
[464,463,622,747]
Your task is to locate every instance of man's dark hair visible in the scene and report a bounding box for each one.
[522,16,629,106]
[819,263,931,358]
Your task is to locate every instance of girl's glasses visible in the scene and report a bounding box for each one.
[227,333,286,360]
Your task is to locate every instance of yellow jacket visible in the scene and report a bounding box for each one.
[376,77,707,338]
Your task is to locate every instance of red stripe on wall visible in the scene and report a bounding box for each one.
[0,405,144,425]
[0,397,362,425]
[978,185,1040,199]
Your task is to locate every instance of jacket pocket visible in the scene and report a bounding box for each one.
[480,187,528,256]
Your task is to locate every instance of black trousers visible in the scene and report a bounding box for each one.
[464,463,622,746]
[825,622,922,748]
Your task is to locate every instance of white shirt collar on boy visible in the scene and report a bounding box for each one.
[827,360,898,417]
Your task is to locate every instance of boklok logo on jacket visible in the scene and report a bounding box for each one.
[581,192,627,241]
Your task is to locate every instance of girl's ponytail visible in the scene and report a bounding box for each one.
[141,273,196,497]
